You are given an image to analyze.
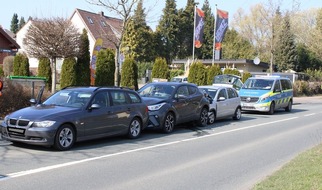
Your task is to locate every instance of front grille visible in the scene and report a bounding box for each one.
[240,96,259,103]
[8,118,30,127]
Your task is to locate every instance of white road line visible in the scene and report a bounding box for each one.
[304,113,316,117]
[2,116,298,180]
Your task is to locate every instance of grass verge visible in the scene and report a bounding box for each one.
[252,144,322,190]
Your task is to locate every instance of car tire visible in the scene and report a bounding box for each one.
[285,100,292,112]
[233,107,242,120]
[268,102,275,115]
[128,117,141,139]
[53,124,75,151]
[197,107,208,127]
[162,112,175,134]
[208,110,216,124]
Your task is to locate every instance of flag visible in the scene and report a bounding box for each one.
[194,7,205,48]
[215,9,229,50]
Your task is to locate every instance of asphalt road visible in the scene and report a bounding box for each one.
[1,97,322,190]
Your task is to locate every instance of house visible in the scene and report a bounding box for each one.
[0,26,20,65]
[15,8,123,75]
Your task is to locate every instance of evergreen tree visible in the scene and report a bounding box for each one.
[296,43,322,72]
[10,13,19,34]
[151,57,169,79]
[155,0,179,63]
[60,57,77,88]
[76,29,90,86]
[38,57,52,91]
[188,61,207,85]
[206,65,222,85]
[176,0,196,59]
[223,68,241,76]
[122,0,154,63]
[198,0,215,59]
[18,17,26,30]
[222,29,255,59]
[13,53,28,76]
[274,13,297,72]
[121,57,138,90]
[95,49,115,86]
[19,54,29,76]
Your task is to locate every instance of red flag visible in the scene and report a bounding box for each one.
[215,9,229,50]
[194,7,205,48]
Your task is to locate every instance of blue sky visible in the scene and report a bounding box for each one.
[0,0,321,31]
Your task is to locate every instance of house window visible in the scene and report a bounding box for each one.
[87,17,94,24]
[100,20,107,27]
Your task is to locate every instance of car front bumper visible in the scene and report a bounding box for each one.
[241,102,270,112]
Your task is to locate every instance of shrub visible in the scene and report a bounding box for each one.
[121,57,138,90]
[60,57,77,88]
[242,72,252,83]
[223,68,241,76]
[207,65,222,85]
[38,57,52,91]
[3,56,14,77]
[0,66,4,77]
[188,61,207,85]
[170,69,185,80]
[152,57,169,80]
[95,49,115,86]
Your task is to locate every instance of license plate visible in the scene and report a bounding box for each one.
[8,127,25,134]
[242,103,253,107]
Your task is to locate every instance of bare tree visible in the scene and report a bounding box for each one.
[23,18,81,93]
[87,0,139,86]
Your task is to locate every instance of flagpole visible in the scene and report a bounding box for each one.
[192,6,197,62]
[212,4,218,66]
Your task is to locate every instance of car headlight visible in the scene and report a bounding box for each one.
[33,121,56,128]
[148,103,166,111]
[260,94,270,102]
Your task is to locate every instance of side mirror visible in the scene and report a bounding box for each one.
[274,88,281,93]
[30,98,37,105]
[89,103,101,110]
[218,97,226,101]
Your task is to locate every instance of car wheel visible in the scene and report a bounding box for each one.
[54,124,75,151]
[233,107,242,120]
[128,117,141,139]
[208,110,216,124]
[162,112,175,133]
[285,100,292,112]
[268,102,275,115]
[197,107,208,127]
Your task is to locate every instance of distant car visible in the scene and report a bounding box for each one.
[213,74,243,91]
[1,86,148,150]
[170,76,188,83]
[198,85,242,124]
[138,82,209,133]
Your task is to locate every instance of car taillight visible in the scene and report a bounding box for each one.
[145,106,149,113]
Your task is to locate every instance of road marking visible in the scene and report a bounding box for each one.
[2,116,298,181]
[304,113,316,117]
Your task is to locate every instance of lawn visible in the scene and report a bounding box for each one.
[253,144,322,190]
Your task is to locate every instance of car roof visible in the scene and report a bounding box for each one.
[248,76,290,80]
[62,86,135,92]
[198,85,224,90]
[147,82,196,86]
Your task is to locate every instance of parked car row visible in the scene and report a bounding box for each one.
[0,75,293,151]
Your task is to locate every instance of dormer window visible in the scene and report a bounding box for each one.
[87,17,93,24]
[100,20,107,27]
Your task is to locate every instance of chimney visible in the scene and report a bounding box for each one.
[99,11,104,17]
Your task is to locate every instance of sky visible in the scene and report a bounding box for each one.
[0,0,321,31]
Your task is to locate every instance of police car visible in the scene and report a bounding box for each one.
[239,76,293,114]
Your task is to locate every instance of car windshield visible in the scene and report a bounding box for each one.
[43,89,93,108]
[138,84,175,99]
[213,75,239,85]
[242,79,274,90]
[199,88,218,99]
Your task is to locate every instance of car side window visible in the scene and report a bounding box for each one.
[274,80,281,92]
[188,86,198,95]
[128,92,141,103]
[176,86,189,97]
[281,79,292,90]
[92,91,109,107]
[218,89,228,100]
[227,88,237,99]
[110,91,127,105]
